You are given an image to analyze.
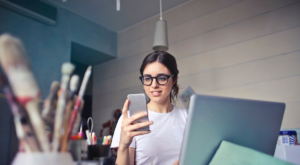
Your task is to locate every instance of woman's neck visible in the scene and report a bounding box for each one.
[147,97,173,113]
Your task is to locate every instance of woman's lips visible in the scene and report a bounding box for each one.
[151,91,162,97]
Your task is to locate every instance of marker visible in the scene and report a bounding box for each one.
[105,136,110,145]
[78,122,84,138]
[107,135,112,145]
[102,136,107,145]
[92,132,97,145]
[86,130,91,145]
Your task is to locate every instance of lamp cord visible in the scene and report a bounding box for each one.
[160,0,162,20]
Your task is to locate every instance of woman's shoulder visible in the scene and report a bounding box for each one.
[173,105,188,111]
[173,105,188,116]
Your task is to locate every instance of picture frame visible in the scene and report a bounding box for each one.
[179,86,195,109]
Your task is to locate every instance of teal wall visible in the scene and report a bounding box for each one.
[0,3,117,165]
[0,3,117,98]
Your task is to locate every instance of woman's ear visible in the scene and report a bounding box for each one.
[172,76,178,86]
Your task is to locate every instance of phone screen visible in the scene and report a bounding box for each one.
[127,93,150,131]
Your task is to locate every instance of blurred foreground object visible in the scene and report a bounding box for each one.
[0,34,50,152]
[0,34,92,164]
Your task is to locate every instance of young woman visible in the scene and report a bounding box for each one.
[111,51,188,165]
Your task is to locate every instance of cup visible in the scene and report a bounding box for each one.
[99,156,116,165]
[87,144,110,160]
[68,139,87,161]
[12,152,74,165]
[279,130,298,145]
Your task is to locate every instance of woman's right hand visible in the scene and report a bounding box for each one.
[119,99,153,149]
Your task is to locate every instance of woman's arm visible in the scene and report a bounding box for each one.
[115,100,152,165]
[115,147,135,165]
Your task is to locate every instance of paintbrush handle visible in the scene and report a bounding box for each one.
[4,87,41,152]
[60,100,75,152]
[66,99,81,140]
[26,101,50,152]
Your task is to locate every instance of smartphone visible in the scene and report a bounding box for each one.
[127,93,150,131]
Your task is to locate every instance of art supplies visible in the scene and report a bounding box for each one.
[92,132,96,145]
[78,122,84,138]
[42,81,60,134]
[87,117,93,133]
[69,75,79,99]
[86,130,91,145]
[52,63,75,152]
[0,34,92,155]
[0,34,50,152]
[102,136,107,145]
[60,98,76,152]
[60,75,79,152]
[70,66,92,135]
[107,135,112,145]
[0,75,40,152]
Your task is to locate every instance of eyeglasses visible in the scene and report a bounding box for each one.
[139,74,175,86]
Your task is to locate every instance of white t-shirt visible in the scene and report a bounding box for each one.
[111,106,188,165]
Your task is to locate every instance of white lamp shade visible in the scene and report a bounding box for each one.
[153,19,168,51]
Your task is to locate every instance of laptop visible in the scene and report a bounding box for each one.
[179,94,285,165]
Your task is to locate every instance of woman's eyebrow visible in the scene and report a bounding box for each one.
[143,73,168,76]
[144,73,168,77]
[157,73,168,76]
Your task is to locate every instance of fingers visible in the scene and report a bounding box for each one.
[127,121,153,131]
[125,111,148,125]
[130,130,151,137]
[122,99,130,119]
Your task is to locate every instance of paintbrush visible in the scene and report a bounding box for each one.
[60,75,79,152]
[0,34,50,152]
[52,62,75,152]
[42,81,60,135]
[68,66,92,139]
[0,75,41,152]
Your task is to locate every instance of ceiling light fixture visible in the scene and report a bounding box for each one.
[152,0,168,51]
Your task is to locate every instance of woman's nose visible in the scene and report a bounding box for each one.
[151,78,159,88]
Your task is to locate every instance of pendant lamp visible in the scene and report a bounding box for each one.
[153,0,168,51]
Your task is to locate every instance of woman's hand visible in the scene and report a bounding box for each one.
[119,99,153,149]
[173,160,179,165]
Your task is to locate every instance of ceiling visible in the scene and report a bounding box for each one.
[48,0,192,32]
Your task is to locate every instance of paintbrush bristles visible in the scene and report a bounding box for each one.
[62,63,75,75]
[0,34,39,99]
[70,75,79,92]
[0,34,29,68]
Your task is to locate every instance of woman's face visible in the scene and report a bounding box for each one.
[143,61,175,103]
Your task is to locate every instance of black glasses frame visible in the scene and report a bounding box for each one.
[139,74,175,86]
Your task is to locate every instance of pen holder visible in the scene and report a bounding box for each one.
[68,139,87,161]
[12,152,74,165]
[87,144,110,160]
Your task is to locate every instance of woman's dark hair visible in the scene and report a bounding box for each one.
[140,51,179,103]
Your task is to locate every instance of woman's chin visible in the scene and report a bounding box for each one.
[149,97,167,103]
